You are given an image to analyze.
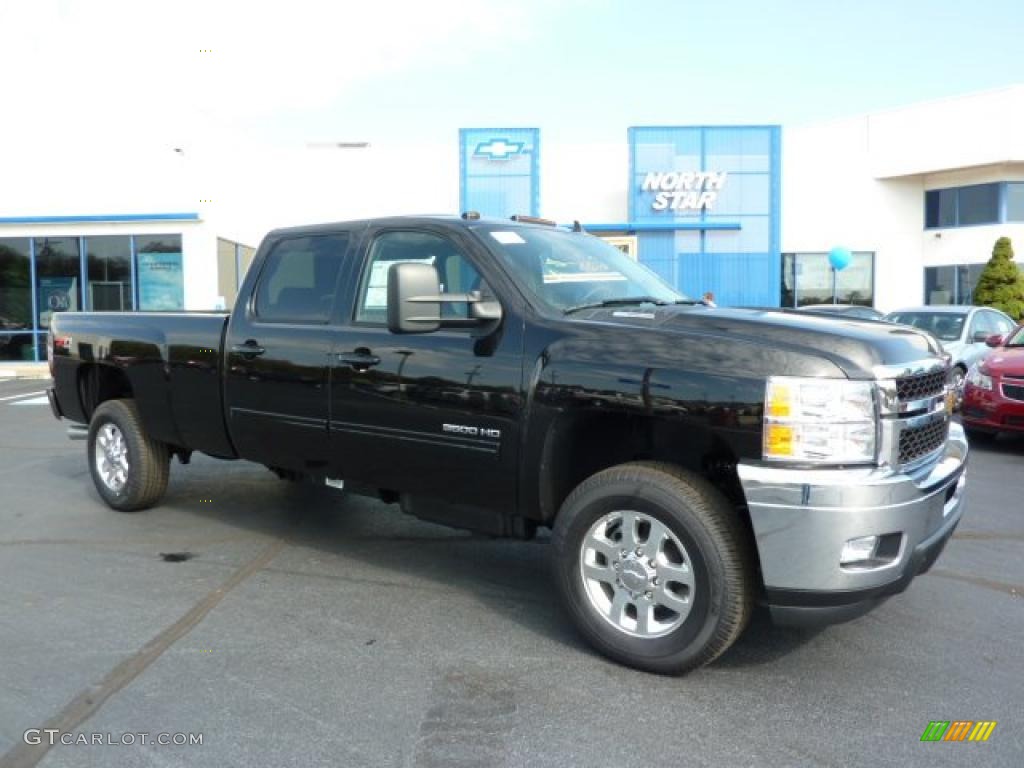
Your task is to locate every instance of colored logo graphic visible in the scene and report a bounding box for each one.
[920,721,997,742]
[473,138,525,160]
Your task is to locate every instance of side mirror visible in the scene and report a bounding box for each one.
[972,330,991,343]
[386,261,504,334]
[387,262,441,334]
[985,334,1004,348]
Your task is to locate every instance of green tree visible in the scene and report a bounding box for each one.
[973,237,1024,320]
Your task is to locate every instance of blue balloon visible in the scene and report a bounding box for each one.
[828,246,852,271]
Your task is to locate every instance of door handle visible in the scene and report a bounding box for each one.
[336,349,381,371]
[231,341,266,358]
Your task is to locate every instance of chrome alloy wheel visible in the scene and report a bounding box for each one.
[94,423,129,493]
[579,510,695,638]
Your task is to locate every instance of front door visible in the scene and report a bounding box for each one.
[224,232,353,471]
[328,228,523,513]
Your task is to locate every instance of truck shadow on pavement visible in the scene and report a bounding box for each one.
[169,460,823,670]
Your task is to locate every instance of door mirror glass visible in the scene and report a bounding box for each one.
[387,262,442,334]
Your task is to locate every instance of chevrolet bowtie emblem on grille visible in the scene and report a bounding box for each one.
[473,138,525,160]
[945,390,955,416]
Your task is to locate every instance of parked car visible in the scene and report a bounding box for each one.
[962,324,1024,439]
[48,214,966,675]
[884,306,1017,400]
[797,304,885,321]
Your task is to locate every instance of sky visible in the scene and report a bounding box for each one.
[2,0,1022,154]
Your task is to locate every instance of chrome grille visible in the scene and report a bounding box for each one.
[875,360,953,470]
[898,418,948,465]
[895,370,947,402]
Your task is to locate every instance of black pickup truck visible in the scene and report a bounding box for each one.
[47,215,968,674]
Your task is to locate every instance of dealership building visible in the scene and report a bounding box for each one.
[1,85,1022,362]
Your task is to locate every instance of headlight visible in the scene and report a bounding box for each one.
[966,365,992,391]
[763,376,877,464]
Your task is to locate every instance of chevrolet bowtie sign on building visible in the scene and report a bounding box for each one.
[473,138,526,160]
[460,128,540,218]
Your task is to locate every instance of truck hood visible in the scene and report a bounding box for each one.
[569,305,944,378]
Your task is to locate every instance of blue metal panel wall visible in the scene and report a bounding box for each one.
[629,126,781,307]
[460,128,539,218]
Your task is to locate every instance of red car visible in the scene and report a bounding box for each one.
[962,323,1024,439]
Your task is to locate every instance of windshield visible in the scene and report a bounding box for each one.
[886,312,966,342]
[1006,325,1024,347]
[479,226,685,312]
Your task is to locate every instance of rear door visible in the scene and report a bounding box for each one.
[327,226,524,513]
[224,231,353,471]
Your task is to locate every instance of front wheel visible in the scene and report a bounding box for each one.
[88,399,170,511]
[551,462,754,675]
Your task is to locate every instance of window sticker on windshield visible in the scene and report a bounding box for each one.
[490,231,526,245]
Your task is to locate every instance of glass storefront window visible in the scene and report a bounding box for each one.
[0,237,32,332]
[924,266,955,304]
[925,263,989,305]
[956,184,1000,226]
[1006,183,1024,221]
[782,252,875,307]
[835,253,874,306]
[35,237,82,331]
[925,189,956,228]
[956,264,986,305]
[794,253,833,306]
[135,234,184,310]
[85,236,133,311]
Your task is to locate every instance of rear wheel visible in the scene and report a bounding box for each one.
[551,461,754,675]
[88,399,169,511]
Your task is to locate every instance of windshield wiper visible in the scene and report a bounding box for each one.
[562,296,673,315]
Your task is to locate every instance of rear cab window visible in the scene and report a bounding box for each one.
[254,234,350,324]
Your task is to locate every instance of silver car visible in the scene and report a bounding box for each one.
[884,305,1017,397]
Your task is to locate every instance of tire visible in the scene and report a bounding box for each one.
[87,399,170,512]
[551,461,754,675]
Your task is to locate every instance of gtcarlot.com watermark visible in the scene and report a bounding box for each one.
[24,729,203,746]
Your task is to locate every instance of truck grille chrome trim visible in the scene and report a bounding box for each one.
[873,359,952,471]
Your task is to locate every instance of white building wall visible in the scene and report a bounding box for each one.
[868,86,1024,179]
[783,86,1024,312]
[542,142,627,224]
[781,116,924,311]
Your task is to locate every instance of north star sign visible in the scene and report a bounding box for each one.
[641,171,728,211]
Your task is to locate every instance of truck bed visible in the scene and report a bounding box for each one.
[50,312,235,458]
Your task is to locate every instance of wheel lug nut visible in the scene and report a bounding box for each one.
[635,547,643,556]
[613,562,621,571]
[652,578,659,586]
[620,549,628,558]
[644,591,653,600]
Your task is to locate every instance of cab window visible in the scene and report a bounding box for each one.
[254,234,349,324]
[355,231,485,324]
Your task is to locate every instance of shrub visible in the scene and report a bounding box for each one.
[973,237,1024,320]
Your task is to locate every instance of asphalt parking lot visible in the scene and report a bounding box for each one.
[1,377,1021,768]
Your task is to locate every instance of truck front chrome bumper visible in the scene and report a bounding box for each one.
[737,422,968,625]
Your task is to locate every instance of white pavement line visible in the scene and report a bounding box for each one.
[0,390,45,402]
[11,396,49,406]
